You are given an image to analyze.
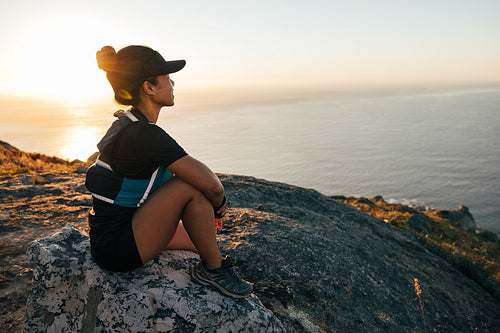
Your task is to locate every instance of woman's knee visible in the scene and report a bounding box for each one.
[167,177,208,202]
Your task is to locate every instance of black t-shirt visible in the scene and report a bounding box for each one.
[89,109,187,246]
[110,111,187,178]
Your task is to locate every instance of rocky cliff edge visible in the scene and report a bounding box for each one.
[1,171,499,332]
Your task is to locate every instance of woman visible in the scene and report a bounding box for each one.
[85,45,252,298]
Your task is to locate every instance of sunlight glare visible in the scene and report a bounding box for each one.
[9,18,112,100]
[59,126,101,162]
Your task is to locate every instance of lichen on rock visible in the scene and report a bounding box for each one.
[24,224,286,332]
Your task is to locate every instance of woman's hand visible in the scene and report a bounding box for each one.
[213,196,227,231]
[214,196,228,218]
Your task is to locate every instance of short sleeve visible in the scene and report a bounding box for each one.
[110,122,188,178]
[137,123,187,167]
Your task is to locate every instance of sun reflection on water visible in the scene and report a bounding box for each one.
[58,126,102,162]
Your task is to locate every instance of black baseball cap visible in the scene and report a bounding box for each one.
[142,51,186,77]
[98,45,186,78]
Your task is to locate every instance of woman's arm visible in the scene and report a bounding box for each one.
[167,155,225,207]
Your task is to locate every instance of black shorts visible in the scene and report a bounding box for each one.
[89,203,143,273]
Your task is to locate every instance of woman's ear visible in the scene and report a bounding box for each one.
[142,81,156,96]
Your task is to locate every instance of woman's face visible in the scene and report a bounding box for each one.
[153,74,175,107]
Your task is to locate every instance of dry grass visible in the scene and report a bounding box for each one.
[423,217,500,280]
[413,278,426,333]
[0,144,87,175]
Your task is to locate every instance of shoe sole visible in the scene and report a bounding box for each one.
[191,265,252,299]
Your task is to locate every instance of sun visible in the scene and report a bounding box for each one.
[58,126,102,162]
[6,17,113,100]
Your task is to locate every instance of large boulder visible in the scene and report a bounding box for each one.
[407,213,432,234]
[217,175,500,332]
[24,224,286,332]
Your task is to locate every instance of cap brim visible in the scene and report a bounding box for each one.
[158,59,186,75]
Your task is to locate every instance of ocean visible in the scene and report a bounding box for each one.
[1,85,499,232]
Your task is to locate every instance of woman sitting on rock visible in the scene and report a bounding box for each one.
[85,45,252,298]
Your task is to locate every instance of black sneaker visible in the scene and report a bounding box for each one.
[191,256,253,298]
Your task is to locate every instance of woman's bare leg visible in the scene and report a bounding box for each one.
[166,221,197,252]
[132,177,223,268]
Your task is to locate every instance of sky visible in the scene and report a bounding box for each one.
[0,0,499,99]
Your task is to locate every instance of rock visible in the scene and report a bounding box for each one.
[413,205,428,212]
[0,140,19,151]
[87,152,99,164]
[392,205,419,214]
[369,195,385,203]
[216,174,500,332]
[354,197,374,206]
[435,205,476,231]
[458,204,469,214]
[75,165,89,174]
[479,230,498,242]
[24,224,286,333]
[329,195,348,201]
[407,213,432,234]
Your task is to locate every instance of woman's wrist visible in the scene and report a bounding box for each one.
[214,196,226,210]
[213,196,227,219]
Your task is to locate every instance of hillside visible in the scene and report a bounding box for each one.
[1,142,499,331]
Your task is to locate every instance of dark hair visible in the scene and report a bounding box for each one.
[96,45,159,106]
